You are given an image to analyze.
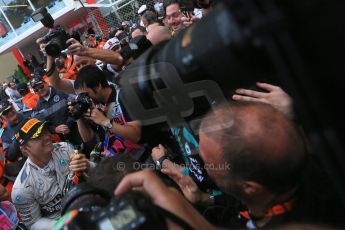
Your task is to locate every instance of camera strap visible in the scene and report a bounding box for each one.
[154,205,194,230]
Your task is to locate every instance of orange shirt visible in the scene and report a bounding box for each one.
[22,92,39,110]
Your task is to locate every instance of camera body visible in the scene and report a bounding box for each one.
[43,26,70,57]
[56,183,167,230]
[69,93,93,120]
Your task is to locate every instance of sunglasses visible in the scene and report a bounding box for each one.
[33,84,45,92]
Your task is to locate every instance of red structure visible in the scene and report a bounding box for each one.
[11,48,31,78]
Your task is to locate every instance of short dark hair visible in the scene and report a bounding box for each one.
[164,0,180,14]
[142,11,158,25]
[74,65,109,92]
[88,155,138,196]
[200,102,307,194]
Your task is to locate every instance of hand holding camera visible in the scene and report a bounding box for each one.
[66,38,87,56]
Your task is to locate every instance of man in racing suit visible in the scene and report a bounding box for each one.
[11,118,92,229]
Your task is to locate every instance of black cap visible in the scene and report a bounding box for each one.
[30,76,45,87]
[15,118,50,145]
[16,83,29,93]
[0,100,13,116]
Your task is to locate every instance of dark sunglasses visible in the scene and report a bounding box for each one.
[33,84,44,92]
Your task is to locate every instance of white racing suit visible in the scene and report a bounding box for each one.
[11,142,73,230]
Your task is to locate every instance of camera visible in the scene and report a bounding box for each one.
[69,93,93,120]
[31,7,70,57]
[55,183,168,230]
[42,26,70,57]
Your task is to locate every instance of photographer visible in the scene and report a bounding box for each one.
[11,118,93,229]
[71,66,145,158]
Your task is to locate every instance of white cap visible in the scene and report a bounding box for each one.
[121,21,130,26]
[103,37,120,50]
[138,5,147,15]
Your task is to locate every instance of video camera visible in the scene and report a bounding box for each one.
[31,7,70,57]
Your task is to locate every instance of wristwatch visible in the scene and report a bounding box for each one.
[156,155,169,170]
[103,119,113,130]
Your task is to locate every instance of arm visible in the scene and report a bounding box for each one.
[115,170,215,230]
[84,107,141,143]
[76,118,95,143]
[151,145,209,204]
[67,38,123,65]
[46,56,75,94]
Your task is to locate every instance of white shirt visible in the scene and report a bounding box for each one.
[12,142,74,229]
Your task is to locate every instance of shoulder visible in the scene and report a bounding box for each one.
[12,162,34,203]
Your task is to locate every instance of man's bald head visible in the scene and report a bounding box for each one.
[146,26,171,45]
[199,102,306,194]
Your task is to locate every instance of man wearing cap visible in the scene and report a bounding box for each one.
[31,76,81,146]
[16,83,39,110]
[0,100,29,164]
[11,118,91,229]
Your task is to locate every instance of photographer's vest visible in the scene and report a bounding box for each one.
[102,86,144,157]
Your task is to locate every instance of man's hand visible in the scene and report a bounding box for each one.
[69,153,89,172]
[83,107,108,126]
[151,144,166,162]
[55,124,70,135]
[232,82,294,118]
[39,43,47,56]
[162,168,209,204]
[66,38,87,56]
[182,15,199,27]
[115,170,215,230]
[0,184,8,201]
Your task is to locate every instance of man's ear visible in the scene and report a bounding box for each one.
[242,181,264,196]
[20,145,29,157]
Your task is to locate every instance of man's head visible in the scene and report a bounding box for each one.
[15,118,53,159]
[131,26,147,38]
[146,26,171,45]
[8,82,16,89]
[16,83,30,97]
[199,102,306,200]
[141,10,158,28]
[0,100,20,125]
[74,65,109,104]
[164,0,184,32]
[73,55,96,71]
[30,76,50,98]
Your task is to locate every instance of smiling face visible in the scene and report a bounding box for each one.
[33,83,50,98]
[21,128,53,160]
[165,3,184,32]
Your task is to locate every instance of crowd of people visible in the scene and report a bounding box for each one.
[0,0,344,229]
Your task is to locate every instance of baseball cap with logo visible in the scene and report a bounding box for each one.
[0,100,13,116]
[30,76,45,87]
[103,37,121,50]
[15,118,50,145]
